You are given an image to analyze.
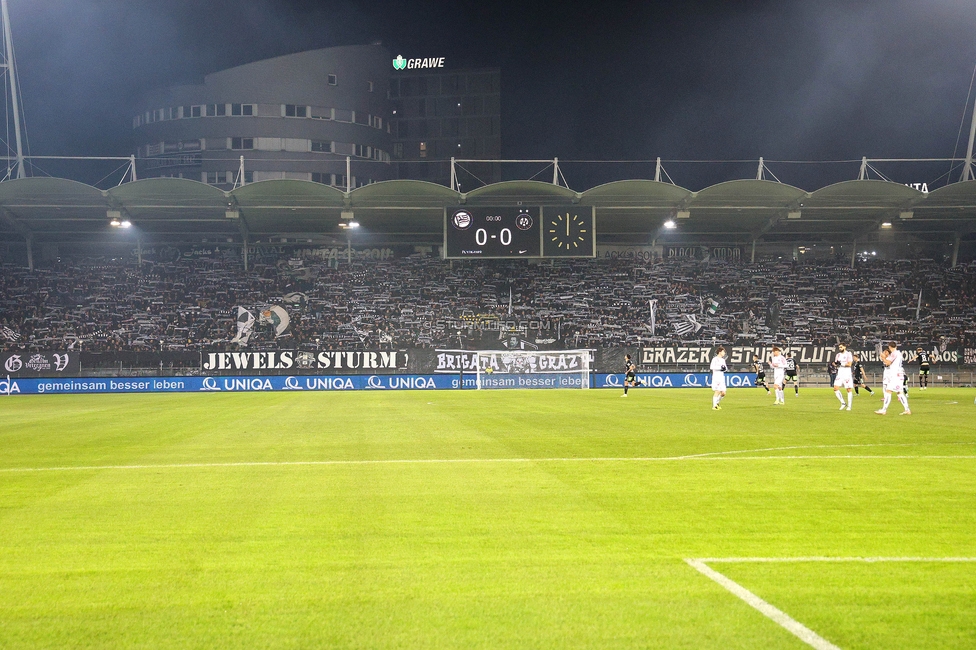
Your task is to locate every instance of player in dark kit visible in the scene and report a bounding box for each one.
[852,353,874,395]
[915,348,932,390]
[752,355,770,393]
[784,355,799,395]
[622,354,640,397]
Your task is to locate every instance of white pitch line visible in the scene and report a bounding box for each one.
[699,556,976,563]
[686,556,976,648]
[685,559,842,650]
[683,441,976,459]
[0,455,974,473]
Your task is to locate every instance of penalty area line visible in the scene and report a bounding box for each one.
[0,455,975,473]
[685,558,842,650]
[685,556,976,649]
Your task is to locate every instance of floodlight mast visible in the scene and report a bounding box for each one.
[963,90,976,182]
[1,0,25,179]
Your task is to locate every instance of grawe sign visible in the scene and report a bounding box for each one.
[393,55,445,70]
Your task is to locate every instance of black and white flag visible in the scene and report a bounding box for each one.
[230,307,256,345]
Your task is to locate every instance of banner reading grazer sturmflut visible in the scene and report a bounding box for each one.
[200,350,409,375]
[640,345,961,366]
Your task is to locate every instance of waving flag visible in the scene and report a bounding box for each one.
[230,307,255,345]
[673,314,703,337]
[260,305,291,338]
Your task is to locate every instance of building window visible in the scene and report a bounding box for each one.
[284,104,308,118]
[311,172,331,185]
[393,143,403,159]
[311,141,333,153]
[231,137,254,150]
[191,105,202,118]
[335,174,347,188]
[206,104,216,117]
[328,74,337,86]
[231,103,254,116]
[419,142,427,158]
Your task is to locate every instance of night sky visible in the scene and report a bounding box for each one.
[8,0,976,189]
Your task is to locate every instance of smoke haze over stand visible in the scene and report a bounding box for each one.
[7,0,976,189]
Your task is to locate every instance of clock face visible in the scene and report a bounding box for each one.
[543,208,594,257]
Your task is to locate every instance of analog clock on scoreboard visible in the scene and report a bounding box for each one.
[542,206,596,257]
[444,207,542,258]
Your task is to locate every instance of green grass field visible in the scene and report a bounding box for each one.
[1,386,975,649]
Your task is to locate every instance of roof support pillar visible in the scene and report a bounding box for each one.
[129,155,138,182]
[654,157,661,182]
[756,157,764,180]
[858,157,868,180]
[751,239,756,263]
[346,156,352,193]
[851,239,857,269]
[136,236,142,265]
[25,232,32,271]
[552,158,559,186]
[450,157,457,191]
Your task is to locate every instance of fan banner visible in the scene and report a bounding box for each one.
[200,349,409,374]
[639,345,961,366]
[1,352,80,377]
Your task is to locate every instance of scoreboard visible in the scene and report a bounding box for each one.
[444,206,595,259]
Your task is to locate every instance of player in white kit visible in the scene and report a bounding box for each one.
[710,346,728,410]
[769,346,788,405]
[877,341,911,415]
[833,343,855,411]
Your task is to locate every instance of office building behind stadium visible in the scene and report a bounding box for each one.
[132,45,396,189]
[131,45,502,190]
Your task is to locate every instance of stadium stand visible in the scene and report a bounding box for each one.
[2,253,976,354]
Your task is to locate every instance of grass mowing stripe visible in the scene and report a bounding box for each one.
[2,454,976,473]
[685,559,842,650]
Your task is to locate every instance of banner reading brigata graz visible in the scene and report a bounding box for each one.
[2,351,79,377]
[201,349,409,374]
[640,345,962,366]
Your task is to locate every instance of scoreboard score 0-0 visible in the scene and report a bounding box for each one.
[444,206,595,259]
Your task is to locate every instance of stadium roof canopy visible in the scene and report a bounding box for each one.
[1,176,976,248]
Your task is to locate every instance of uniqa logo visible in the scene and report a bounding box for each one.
[392,55,407,70]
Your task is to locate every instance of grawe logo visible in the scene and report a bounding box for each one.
[393,55,445,70]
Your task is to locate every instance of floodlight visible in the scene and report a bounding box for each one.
[663,220,677,229]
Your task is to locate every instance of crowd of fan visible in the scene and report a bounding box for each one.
[2,250,976,353]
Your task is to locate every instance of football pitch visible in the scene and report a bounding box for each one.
[1,387,975,649]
